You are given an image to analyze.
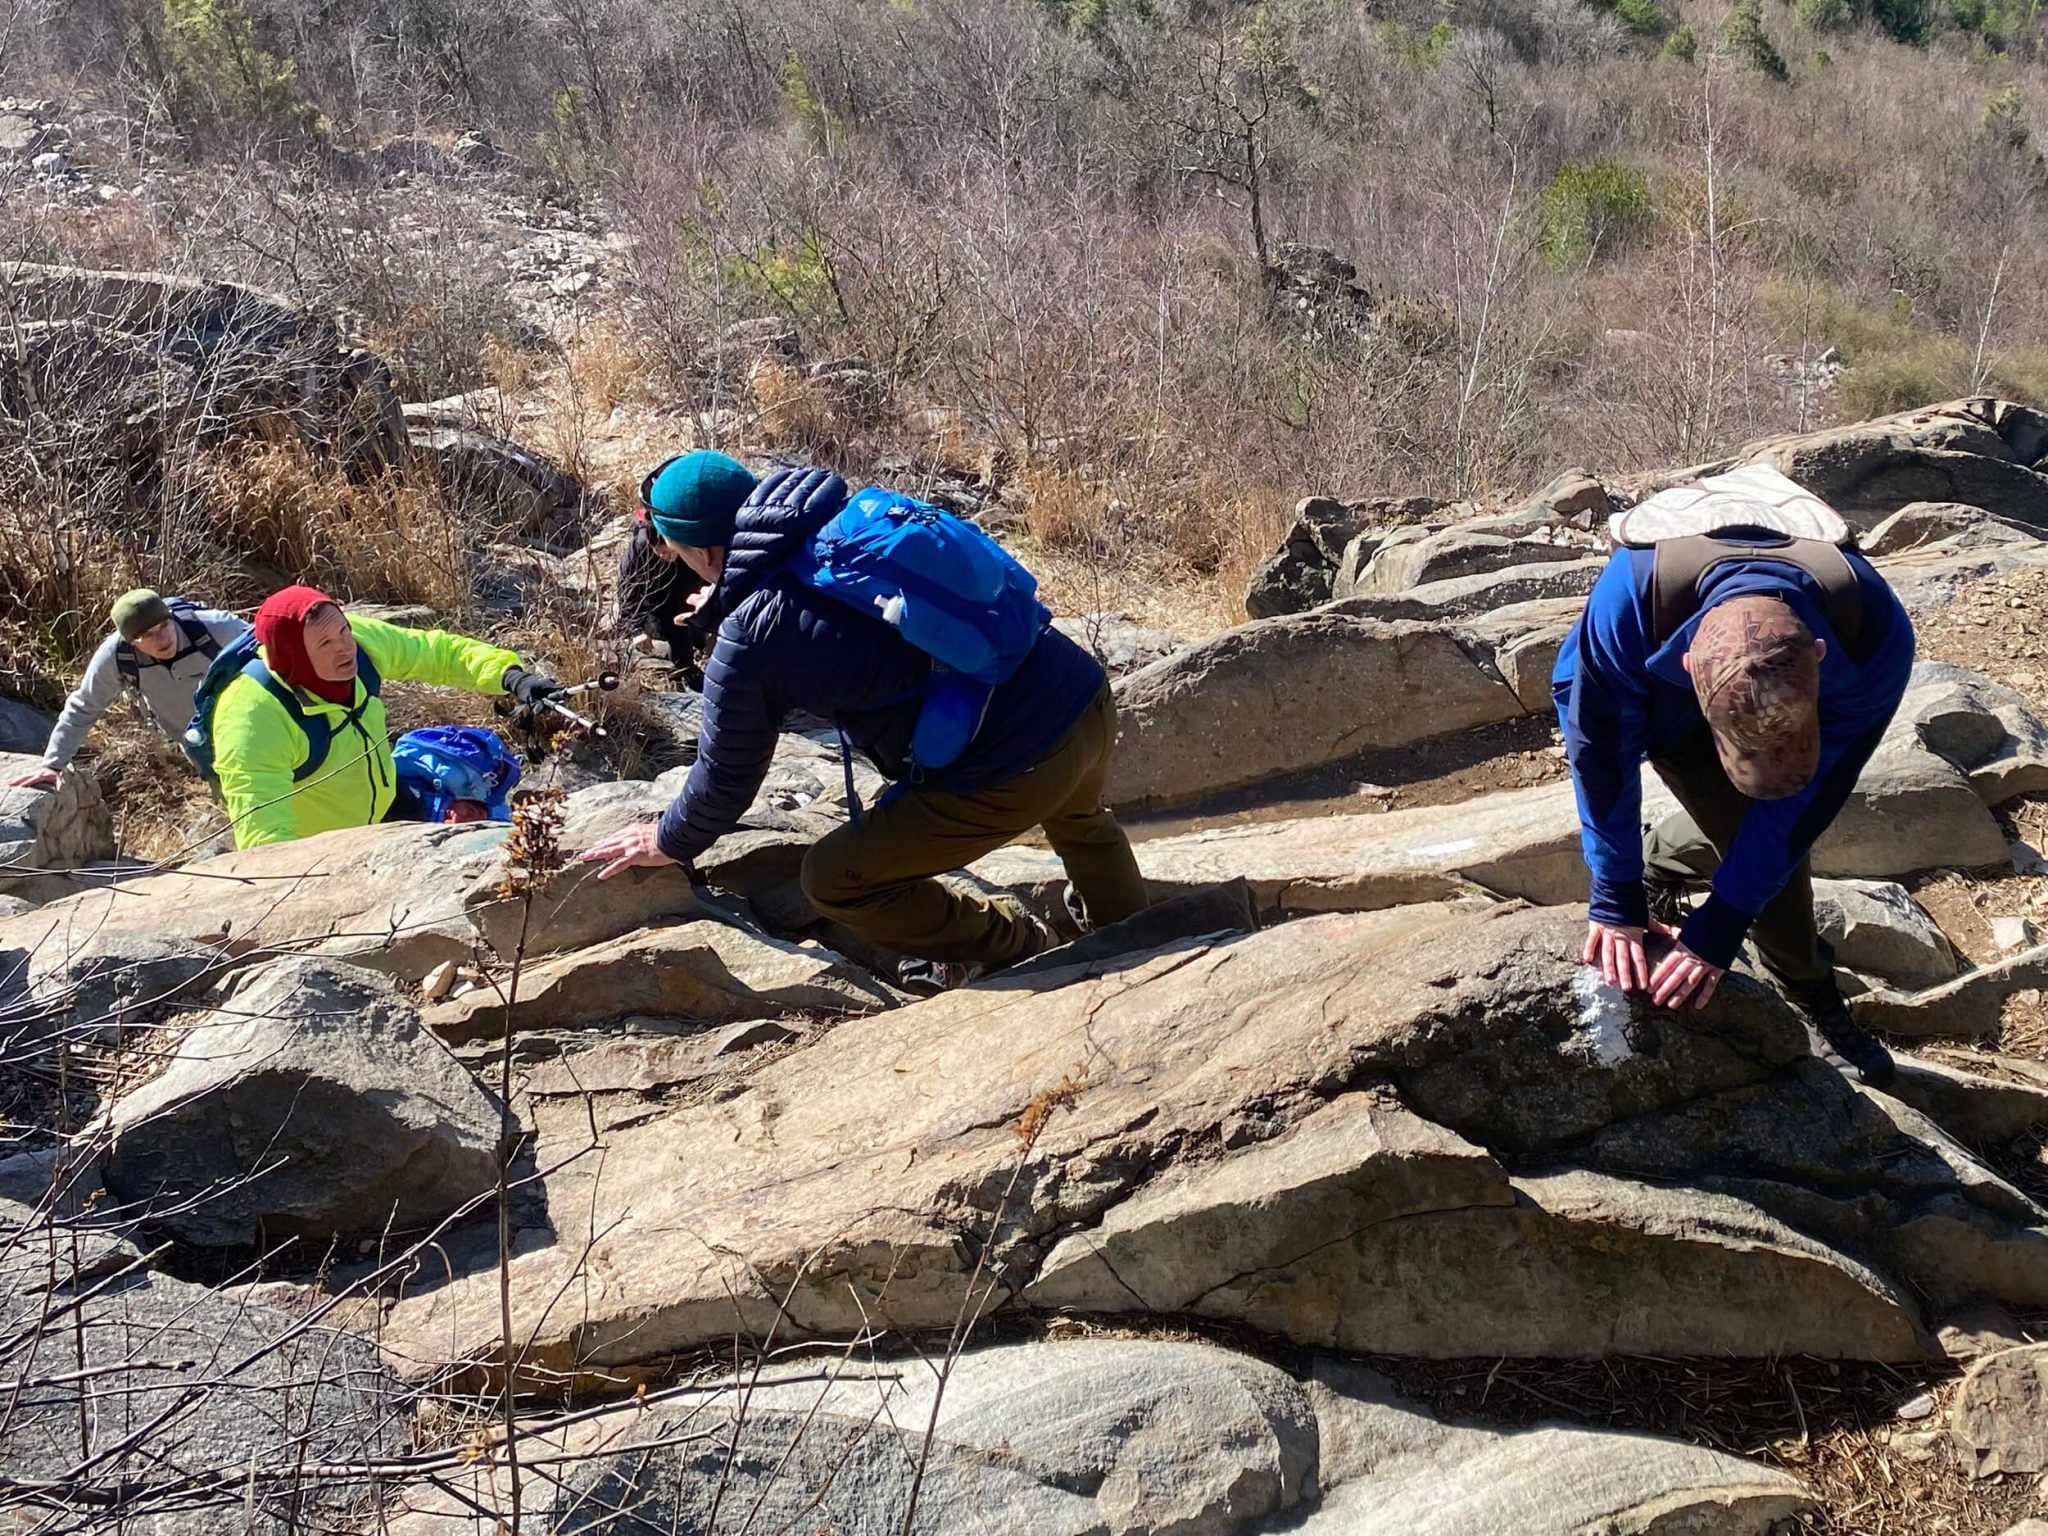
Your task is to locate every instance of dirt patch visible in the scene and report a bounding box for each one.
[1913,566,2048,703]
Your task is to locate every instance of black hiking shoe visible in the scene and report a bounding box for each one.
[1644,874,1692,928]
[1796,987,1897,1089]
[897,913,1059,995]
[1062,882,1093,936]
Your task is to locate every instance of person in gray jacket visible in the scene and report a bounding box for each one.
[8,589,248,790]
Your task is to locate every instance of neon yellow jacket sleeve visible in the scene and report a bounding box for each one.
[351,615,522,694]
[213,676,307,850]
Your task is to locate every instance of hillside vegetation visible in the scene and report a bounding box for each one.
[8,0,2048,616]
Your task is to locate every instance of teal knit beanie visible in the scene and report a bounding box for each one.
[643,451,758,549]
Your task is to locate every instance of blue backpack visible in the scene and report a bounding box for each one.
[795,487,1050,770]
[182,630,382,784]
[391,727,521,822]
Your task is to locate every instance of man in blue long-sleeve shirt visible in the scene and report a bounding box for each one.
[577,451,1149,988]
[1552,524,1915,1084]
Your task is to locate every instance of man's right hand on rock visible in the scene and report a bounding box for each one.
[7,766,60,791]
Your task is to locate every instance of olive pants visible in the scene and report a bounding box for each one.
[800,687,1149,964]
[1644,745,1834,994]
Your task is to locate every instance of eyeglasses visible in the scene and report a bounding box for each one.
[638,455,686,514]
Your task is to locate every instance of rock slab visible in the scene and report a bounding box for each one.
[103,957,507,1246]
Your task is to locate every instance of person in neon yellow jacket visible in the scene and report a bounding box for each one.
[210,584,560,849]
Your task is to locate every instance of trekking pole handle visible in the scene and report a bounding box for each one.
[556,670,623,700]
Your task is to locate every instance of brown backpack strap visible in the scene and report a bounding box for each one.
[1649,535,1865,659]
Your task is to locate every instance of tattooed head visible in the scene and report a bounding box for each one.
[1687,595,1822,800]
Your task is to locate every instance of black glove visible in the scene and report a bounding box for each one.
[502,666,562,707]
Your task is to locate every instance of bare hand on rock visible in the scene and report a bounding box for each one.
[578,822,678,881]
[6,766,59,791]
[1649,942,1725,1011]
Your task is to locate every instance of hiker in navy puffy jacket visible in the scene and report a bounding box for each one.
[1553,534,1914,1083]
[580,452,1149,985]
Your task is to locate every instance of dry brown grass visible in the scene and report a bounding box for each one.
[189,441,474,615]
[749,356,839,450]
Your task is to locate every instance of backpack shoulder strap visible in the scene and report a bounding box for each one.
[1648,535,1867,660]
[240,660,329,784]
[114,642,141,691]
[165,600,220,659]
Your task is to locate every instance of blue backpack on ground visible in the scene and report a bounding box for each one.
[391,726,521,823]
[182,631,381,784]
[795,487,1050,770]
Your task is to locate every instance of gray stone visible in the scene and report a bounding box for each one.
[382,905,1998,1381]
[406,423,581,546]
[1327,557,1606,621]
[1854,944,2048,1039]
[103,957,507,1246]
[1244,496,1443,618]
[0,820,504,984]
[1814,714,2010,878]
[0,111,41,157]
[1900,661,2048,806]
[1704,398,2048,526]
[1107,616,1526,810]
[0,696,52,754]
[424,916,899,1044]
[390,1339,1320,1535]
[1054,612,1183,677]
[1300,1359,1809,1536]
[1936,1301,2030,1361]
[1001,878,1260,982]
[16,932,229,1048]
[553,1339,1316,1536]
[30,149,67,176]
[1884,1054,2048,1152]
[1951,1344,2048,1476]
[0,753,115,897]
[2,1259,404,1534]
[1352,528,1590,596]
[1814,878,1956,986]
[713,1018,801,1053]
[1863,501,2044,556]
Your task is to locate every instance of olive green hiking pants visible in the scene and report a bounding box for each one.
[799,686,1149,964]
[1644,745,1835,995]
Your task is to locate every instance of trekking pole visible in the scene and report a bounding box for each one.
[554,669,622,701]
[539,696,607,737]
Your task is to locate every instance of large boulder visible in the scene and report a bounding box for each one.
[0,261,408,477]
[981,756,2012,921]
[1698,398,2048,527]
[0,697,53,755]
[0,820,505,983]
[1107,616,1526,810]
[2,1237,405,1534]
[406,423,583,547]
[1242,496,1443,618]
[1814,878,1957,986]
[0,754,114,897]
[386,1340,1805,1536]
[380,904,2048,1385]
[1328,558,1607,621]
[1863,501,2045,556]
[102,957,507,1246]
[424,916,900,1043]
[1347,528,1591,597]
[1853,943,2048,1040]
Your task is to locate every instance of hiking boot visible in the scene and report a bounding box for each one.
[1795,986,1897,1088]
[1062,882,1092,936]
[1644,874,1692,928]
[897,913,1059,995]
